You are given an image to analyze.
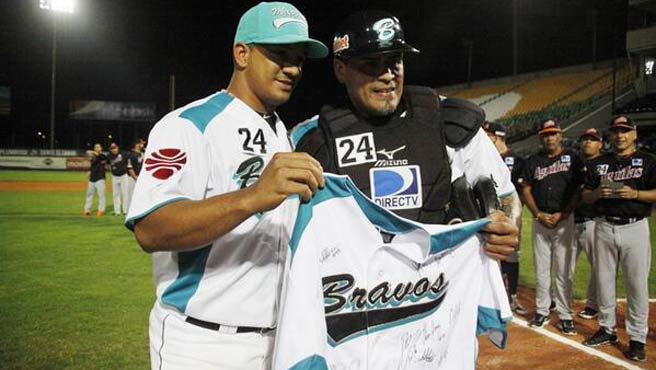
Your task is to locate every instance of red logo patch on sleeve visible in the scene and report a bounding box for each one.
[145,148,188,180]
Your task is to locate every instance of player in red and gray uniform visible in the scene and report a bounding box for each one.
[582,116,655,362]
[483,121,528,315]
[573,128,603,320]
[83,143,107,216]
[106,142,130,215]
[520,119,584,335]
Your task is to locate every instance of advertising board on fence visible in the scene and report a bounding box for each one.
[0,156,68,170]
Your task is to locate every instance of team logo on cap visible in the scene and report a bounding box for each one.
[145,148,187,180]
[370,165,422,210]
[271,8,307,28]
[333,35,350,54]
[372,18,396,42]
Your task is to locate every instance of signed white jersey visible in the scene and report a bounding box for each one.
[126,91,297,328]
[273,175,511,370]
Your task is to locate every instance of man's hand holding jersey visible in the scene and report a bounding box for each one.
[481,211,519,261]
[246,152,325,212]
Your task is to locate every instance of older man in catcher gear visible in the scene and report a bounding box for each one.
[292,10,520,260]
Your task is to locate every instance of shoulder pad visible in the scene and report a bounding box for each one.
[441,97,486,148]
[290,115,320,148]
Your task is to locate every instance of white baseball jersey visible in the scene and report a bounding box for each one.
[446,128,515,197]
[273,175,512,370]
[126,90,297,328]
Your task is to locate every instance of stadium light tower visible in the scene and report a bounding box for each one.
[40,0,76,150]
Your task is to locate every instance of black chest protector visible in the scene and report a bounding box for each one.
[317,86,451,224]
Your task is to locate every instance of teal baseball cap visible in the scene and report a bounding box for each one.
[234,2,329,59]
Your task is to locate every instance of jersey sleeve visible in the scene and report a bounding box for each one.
[643,153,656,189]
[125,113,210,230]
[452,128,516,197]
[518,156,534,186]
[273,206,330,370]
[476,255,512,349]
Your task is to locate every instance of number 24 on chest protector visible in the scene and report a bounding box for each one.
[335,133,377,168]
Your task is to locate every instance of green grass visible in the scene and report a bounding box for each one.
[0,170,654,369]
[0,169,87,182]
[0,171,152,369]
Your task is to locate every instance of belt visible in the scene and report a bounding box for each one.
[185,316,273,334]
[603,216,643,225]
[575,217,592,224]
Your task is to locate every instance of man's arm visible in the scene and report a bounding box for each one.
[499,191,522,232]
[521,183,549,225]
[134,152,324,253]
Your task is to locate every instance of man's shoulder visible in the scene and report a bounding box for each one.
[163,91,237,134]
[290,115,321,149]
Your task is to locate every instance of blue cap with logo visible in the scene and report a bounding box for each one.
[234,2,328,59]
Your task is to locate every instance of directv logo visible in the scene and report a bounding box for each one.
[369,165,422,210]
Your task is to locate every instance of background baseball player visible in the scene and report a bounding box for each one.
[292,10,520,261]
[106,142,130,215]
[581,116,655,362]
[125,3,328,369]
[573,128,603,320]
[483,121,528,315]
[126,139,144,200]
[520,119,584,335]
[83,143,107,216]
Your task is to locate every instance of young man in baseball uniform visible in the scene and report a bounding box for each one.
[521,119,584,335]
[292,10,520,261]
[574,128,603,320]
[125,3,328,369]
[83,143,107,216]
[106,142,130,215]
[582,116,655,362]
[484,121,528,315]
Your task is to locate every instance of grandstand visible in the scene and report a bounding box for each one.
[437,60,636,147]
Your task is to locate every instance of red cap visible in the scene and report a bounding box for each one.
[580,128,602,141]
[538,119,561,135]
[609,116,636,130]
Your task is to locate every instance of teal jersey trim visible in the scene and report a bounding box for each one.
[429,219,489,254]
[476,305,510,349]
[289,175,418,260]
[288,354,329,370]
[179,92,233,133]
[124,196,191,231]
[161,245,213,313]
[290,117,319,147]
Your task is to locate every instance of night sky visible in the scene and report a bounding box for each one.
[0,0,626,148]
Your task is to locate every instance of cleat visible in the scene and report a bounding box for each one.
[625,340,646,362]
[84,210,91,216]
[529,314,549,328]
[583,327,618,347]
[578,307,598,320]
[558,320,577,336]
[96,211,104,217]
[510,295,528,315]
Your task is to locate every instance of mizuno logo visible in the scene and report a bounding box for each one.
[322,272,448,345]
[273,17,307,28]
[376,145,406,160]
[145,148,187,180]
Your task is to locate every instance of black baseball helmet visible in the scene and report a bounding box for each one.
[332,10,420,57]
